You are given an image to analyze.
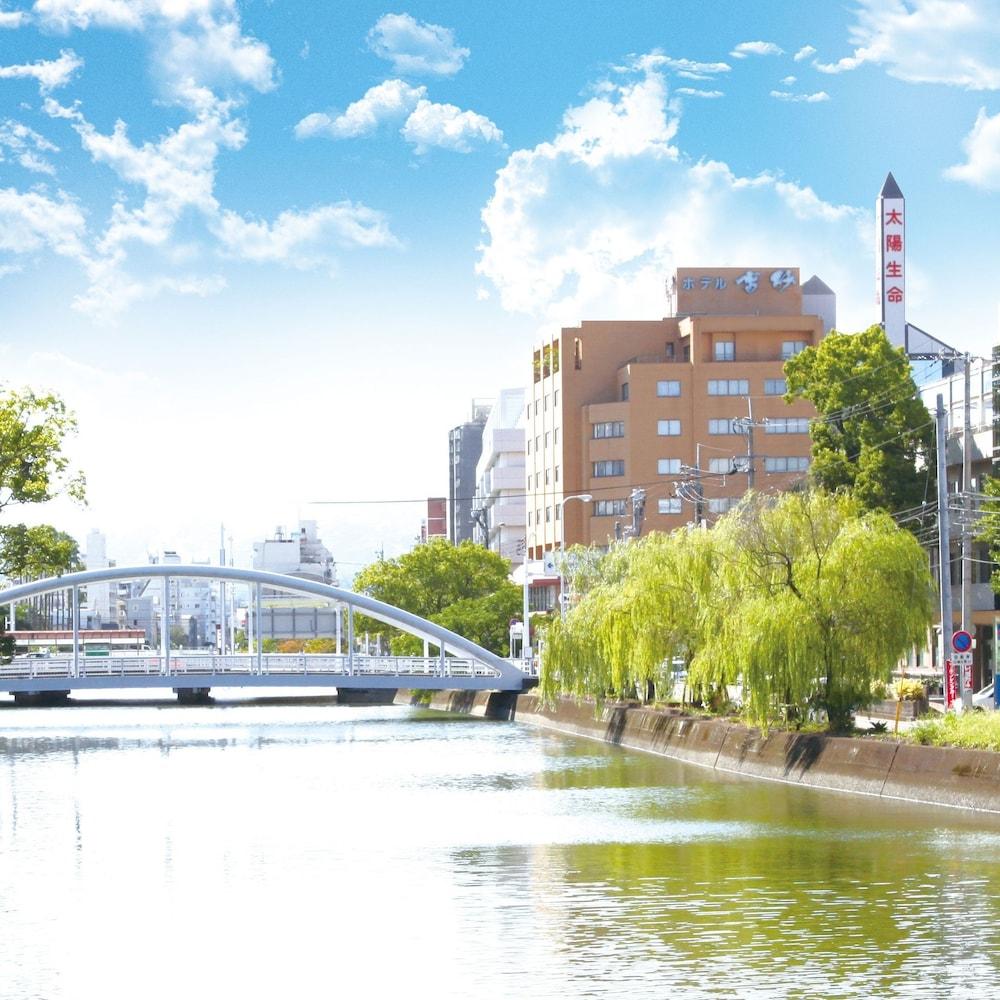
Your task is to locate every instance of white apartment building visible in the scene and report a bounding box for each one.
[473,388,526,567]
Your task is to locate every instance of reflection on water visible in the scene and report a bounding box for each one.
[0,699,998,999]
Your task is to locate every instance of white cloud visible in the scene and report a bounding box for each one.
[476,60,871,333]
[770,90,831,103]
[0,185,87,257]
[0,119,59,174]
[401,99,503,153]
[730,40,784,58]
[0,48,82,92]
[793,44,817,62]
[945,107,1000,189]
[633,52,730,78]
[212,203,399,265]
[816,0,1000,89]
[71,267,225,319]
[0,7,26,27]
[295,79,426,140]
[675,87,724,99]
[366,12,469,76]
[780,75,797,85]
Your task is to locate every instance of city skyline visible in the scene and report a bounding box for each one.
[2,1,1000,573]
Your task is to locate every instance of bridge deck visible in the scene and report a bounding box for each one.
[0,654,534,694]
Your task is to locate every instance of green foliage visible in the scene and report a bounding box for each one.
[304,637,337,653]
[977,476,1000,595]
[892,678,926,701]
[0,388,86,515]
[0,523,82,579]
[542,491,935,732]
[352,539,515,653]
[909,712,1000,752]
[783,326,934,514]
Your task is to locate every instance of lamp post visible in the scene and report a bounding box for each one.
[558,493,593,621]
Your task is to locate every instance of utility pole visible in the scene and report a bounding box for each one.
[961,354,974,709]
[936,394,955,709]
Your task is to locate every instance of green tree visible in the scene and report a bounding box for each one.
[0,388,86,516]
[352,538,513,651]
[783,325,934,514]
[0,523,82,580]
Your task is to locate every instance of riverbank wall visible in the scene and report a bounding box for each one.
[394,690,1000,815]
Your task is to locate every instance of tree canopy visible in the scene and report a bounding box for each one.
[0,388,86,516]
[542,491,934,731]
[783,325,933,515]
[352,539,517,655]
[0,523,82,580]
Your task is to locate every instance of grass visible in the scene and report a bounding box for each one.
[907,712,1000,753]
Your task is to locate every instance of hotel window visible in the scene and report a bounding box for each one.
[621,382,630,401]
[657,380,681,397]
[593,421,625,439]
[554,504,560,521]
[594,499,628,516]
[553,427,559,445]
[545,507,552,523]
[714,340,735,362]
[665,342,675,360]
[709,418,738,435]
[536,508,541,525]
[534,400,540,415]
[543,394,548,411]
[544,468,551,485]
[574,338,583,370]
[782,341,808,359]
[765,456,810,472]
[544,431,550,449]
[658,458,681,475]
[535,436,541,451]
[766,418,810,434]
[593,460,625,478]
[658,498,682,514]
[657,419,681,436]
[708,498,735,514]
[554,466,560,482]
[527,511,532,526]
[764,378,787,395]
[554,389,559,406]
[708,379,749,396]
[526,439,531,455]
[709,458,734,473]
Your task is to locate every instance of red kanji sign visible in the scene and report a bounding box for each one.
[887,286,903,303]
[885,209,903,225]
[885,261,902,277]
[886,234,903,252]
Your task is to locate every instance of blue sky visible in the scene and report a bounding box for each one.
[2,0,1000,577]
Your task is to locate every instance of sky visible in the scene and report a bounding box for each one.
[2,0,1000,581]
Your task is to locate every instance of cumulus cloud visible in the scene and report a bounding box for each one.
[0,6,26,28]
[945,107,1000,189]
[401,99,503,153]
[0,186,87,257]
[476,60,870,332]
[0,48,82,92]
[294,79,426,139]
[730,40,784,58]
[770,89,831,103]
[0,119,59,174]
[780,75,797,85]
[675,87,724,98]
[815,0,1000,89]
[793,44,817,61]
[366,12,469,76]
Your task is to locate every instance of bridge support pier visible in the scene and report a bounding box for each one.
[336,688,397,706]
[13,690,71,707]
[174,687,212,705]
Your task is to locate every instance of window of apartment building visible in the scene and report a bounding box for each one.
[657,380,681,397]
[545,507,552,523]
[554,504,560,520]
[657,419,681,436]
[709,458,735,473]
[554,465,560,482]
[574,338,583,370]
[544,468,551,485]
[544,431,550,449]
[714,340,735,361]
[593,460,625,477]
[535,435,541,451]
[766,418,810,434]
[553,427,559,445]
[594,499,628,516]
[536,508,541,525]
[543,394,548,411]
[657,458,681,475]
[621,382,630,401]
[665,342,675,360]
[684,345,691,362]
[527,511,532,526]
[554,389,559,406]
[593,421,625,438]
[764,378,787,395]
[709,418,738,435]
[658,498,682,515]
[534,400,540,416]
[764,456,810,472]
[781,341,808,359]
[708,379,749,396]
[526,438,531,455]
[708,497,735,514]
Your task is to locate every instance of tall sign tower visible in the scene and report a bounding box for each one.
[876,172,906,349]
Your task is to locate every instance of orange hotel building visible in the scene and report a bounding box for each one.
[525,267,835,559]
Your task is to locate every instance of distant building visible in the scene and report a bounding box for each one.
[421,497,447,542]
[448,399,492,544]
[472,387,526,566]
[84,529,115,628]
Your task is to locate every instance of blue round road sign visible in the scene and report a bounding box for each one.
[952,630,973,653]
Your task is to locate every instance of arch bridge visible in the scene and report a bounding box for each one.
[0,566,532,700]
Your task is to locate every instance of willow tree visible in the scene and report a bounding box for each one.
[541,528,724,705]
[695,492,934,730]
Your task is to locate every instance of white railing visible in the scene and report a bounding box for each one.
[0,652,536,682]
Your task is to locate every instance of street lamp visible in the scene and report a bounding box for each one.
[558,493,593,621]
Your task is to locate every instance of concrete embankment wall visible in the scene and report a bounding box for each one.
[395,690,1000,815]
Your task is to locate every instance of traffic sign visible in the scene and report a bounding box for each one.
[951,630,973,653]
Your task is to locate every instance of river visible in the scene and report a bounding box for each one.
[1,698,998,999]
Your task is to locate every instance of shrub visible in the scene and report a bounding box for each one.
[893,678,926,701]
